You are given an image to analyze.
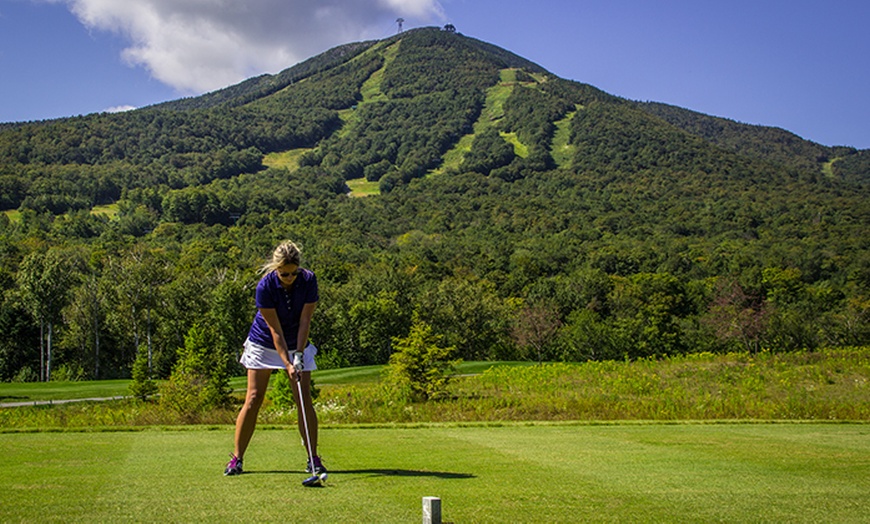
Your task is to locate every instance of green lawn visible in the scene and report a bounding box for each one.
[0,362,530,403]
[0,379,134,403]
[2,423,867,522]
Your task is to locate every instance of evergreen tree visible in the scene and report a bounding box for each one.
[159,324,231,416]
[383,316,459,401]
[129,344,158,401]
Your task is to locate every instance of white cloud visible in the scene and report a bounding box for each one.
[104,105,136,113]
[47,0,444,94]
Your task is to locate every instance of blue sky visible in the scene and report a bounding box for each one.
[1,0,868,149]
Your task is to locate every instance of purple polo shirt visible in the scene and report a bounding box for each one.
[247,268,319,351]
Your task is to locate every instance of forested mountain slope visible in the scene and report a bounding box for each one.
[0,27,867,381]
[635,101,865,183]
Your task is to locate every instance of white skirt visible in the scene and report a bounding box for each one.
[240,338,318,371]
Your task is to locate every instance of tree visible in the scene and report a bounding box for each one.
[159,323,232,416]
[16,248,84,381]
[702,278,770,353]
[416,276,514,361]
[608,273,690,358]
[0,290,39,381]
[382,316,458,401]
[557,308,620,361]
[207,271,253,375]
[153,269,210,376]
[129,344,158,400]
[346,290,408,365]
[62,272,105,378]
[103,246,170,376]
[511,300,562,363]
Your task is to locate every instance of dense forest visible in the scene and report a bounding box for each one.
[0,27,867,382]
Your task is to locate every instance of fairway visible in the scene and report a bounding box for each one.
[3,424,868,522]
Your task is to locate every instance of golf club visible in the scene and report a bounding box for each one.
[294,352,326,487]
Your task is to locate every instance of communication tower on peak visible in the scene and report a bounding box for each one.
[396,18,404,33]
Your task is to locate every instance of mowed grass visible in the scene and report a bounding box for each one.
[500,131,529,158]
[345,177,381,197]
[262,148,312,171]
[90,203,119,219]
[0,379,134,403]
[2,209,21,223]
[2,423,868,522]
[433,70,516,175]
[552,105,580,168]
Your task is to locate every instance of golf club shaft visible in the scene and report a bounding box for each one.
[295,371,316,472]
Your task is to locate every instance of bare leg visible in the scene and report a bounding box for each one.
[291,370,318,457]
[233,368,272,459]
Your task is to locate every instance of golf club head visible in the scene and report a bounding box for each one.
[302,474,322,487]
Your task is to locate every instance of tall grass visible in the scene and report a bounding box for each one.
[307,347,869,424]
[2,348,867,429]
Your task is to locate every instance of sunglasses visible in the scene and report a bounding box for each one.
[278,269,301,278]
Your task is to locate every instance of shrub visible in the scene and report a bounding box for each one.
[267,370,320,409]
[159,324,231,416]
[12,366,38,383]
[382,316,459,401]
[50,363,86,382]
[129,345,158,401]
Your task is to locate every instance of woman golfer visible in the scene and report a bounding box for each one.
[225,240,326,476]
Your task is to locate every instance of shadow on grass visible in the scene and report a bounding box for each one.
[247,469,474,479]
[335,469,474,479]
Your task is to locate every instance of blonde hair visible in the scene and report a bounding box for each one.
[261,240,302,274]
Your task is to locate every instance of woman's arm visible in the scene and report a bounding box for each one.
[259,308,294,373]
[296,302,317,356]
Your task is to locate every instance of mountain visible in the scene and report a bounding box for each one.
[0,27,865,211]
[0,27,868,379]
